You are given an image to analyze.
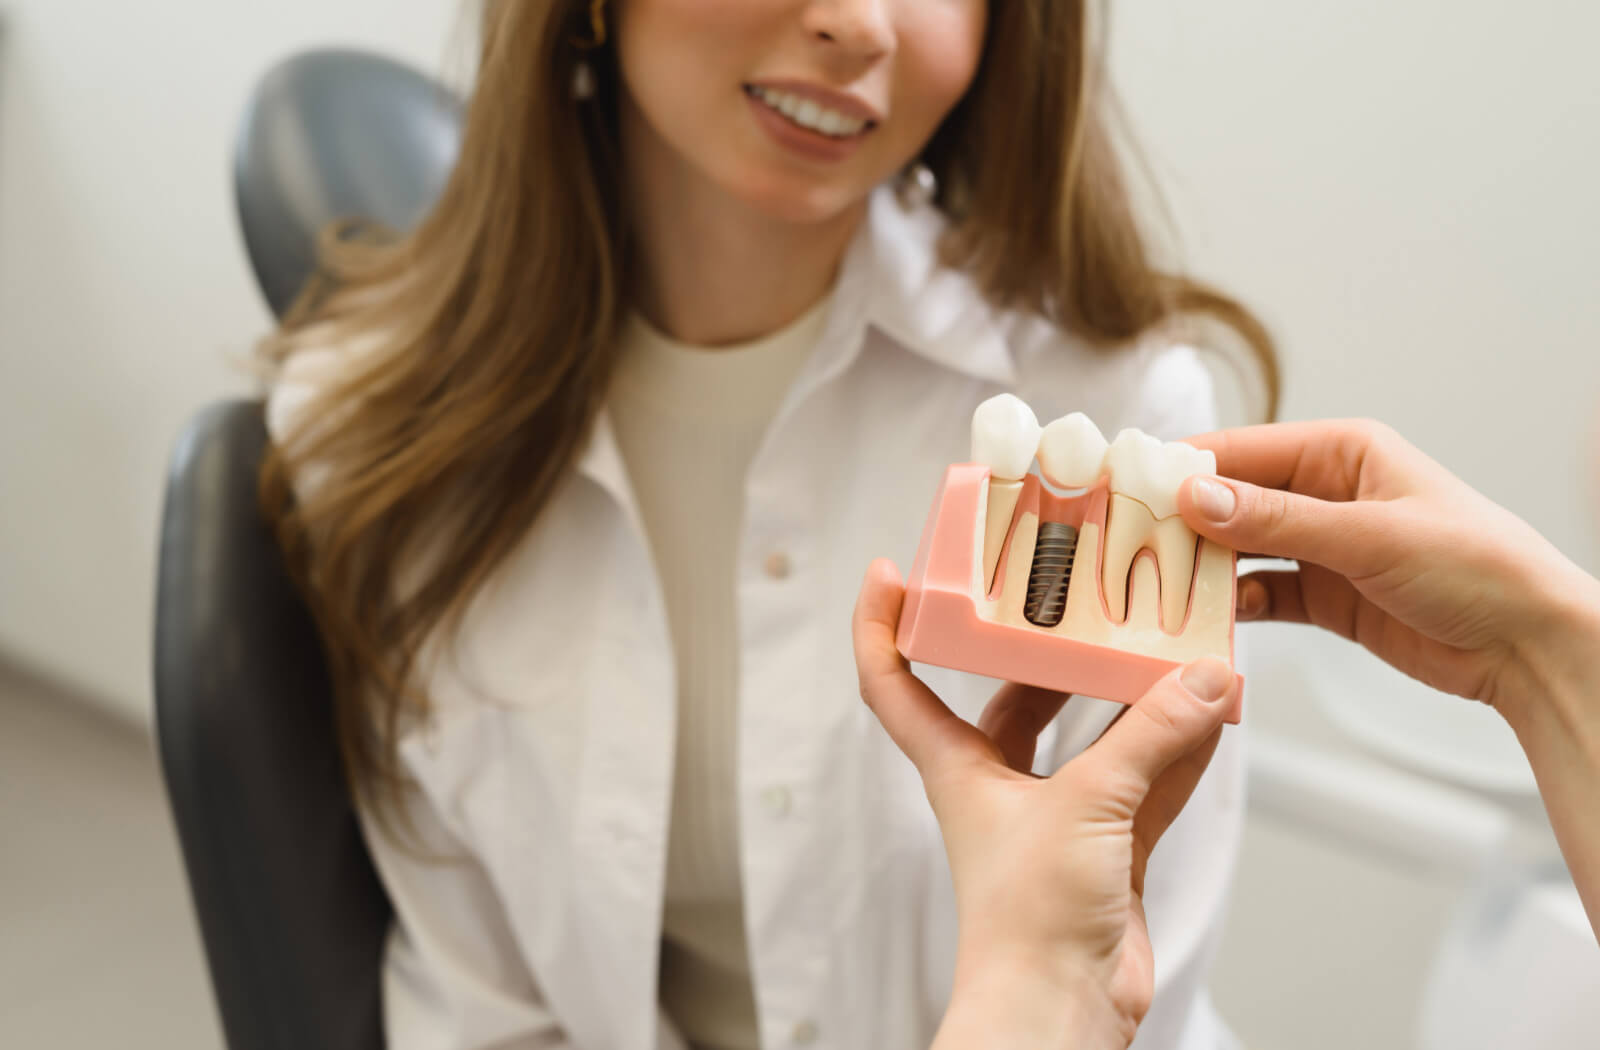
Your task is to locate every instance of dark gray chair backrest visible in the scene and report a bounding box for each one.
[155,48,462,1050]
[155,401,390,1050]
[234,47,462,317]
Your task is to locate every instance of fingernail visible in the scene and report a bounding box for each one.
[1192,478,1237,523]
[1180,659,1232,703]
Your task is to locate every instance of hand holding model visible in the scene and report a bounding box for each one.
[854,566,1237,1050]
[1175,419,1600,943]
[855,417,1600,1049]
[1179,419,1598,711]
[898,396,1244,718]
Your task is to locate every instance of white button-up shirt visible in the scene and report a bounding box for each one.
[268,187,1245,1050]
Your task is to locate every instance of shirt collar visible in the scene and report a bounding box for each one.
[852,184,1017,387]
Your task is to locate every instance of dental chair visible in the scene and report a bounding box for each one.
[153,48,461,1050]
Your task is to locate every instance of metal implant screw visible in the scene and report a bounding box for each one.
[1024,521,1078,628]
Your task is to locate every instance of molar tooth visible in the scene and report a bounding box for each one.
[1104,429,1215,520]
[1099,430,1214,630]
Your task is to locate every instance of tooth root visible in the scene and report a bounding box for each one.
[1101,494,1202,632]
[1101,495,1149,624]
[982,479,1024,592]
[1151,516,1200,632]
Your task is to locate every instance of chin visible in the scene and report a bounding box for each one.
[723,165,873,228]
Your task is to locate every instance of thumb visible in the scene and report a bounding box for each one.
[852,559,990,781]
[1179,475,1389,578]
[1067,659,1235,817]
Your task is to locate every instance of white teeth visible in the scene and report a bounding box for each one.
[1037,412,1109,489]
[1099,430,1215,632]
[752,87,868,138]
[1103,430,1216,521]
[970,394,1041,481]
[963,398,1218,637]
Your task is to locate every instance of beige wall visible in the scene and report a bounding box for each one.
[0,0,463,719]
[1110,4,1599,1046]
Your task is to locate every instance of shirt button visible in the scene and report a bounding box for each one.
[763,551,793,580]
[792,1020,819,1045]
[761,785,793,818]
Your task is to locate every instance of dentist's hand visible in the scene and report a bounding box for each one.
[853,559,1237,1050]
[1177,419,1599,715]
[1178,419,1600,944]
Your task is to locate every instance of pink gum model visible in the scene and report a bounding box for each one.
[895,464,1244,724]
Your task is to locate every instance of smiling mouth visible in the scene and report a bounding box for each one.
[743,84,877,139]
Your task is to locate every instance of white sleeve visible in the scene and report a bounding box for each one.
[365,773,574,1050]
[1120,342,1221,443]
[264,344,355,439]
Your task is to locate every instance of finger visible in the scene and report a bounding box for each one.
[1235,570,1307,623]
[852,559,990,778]
[1179,475,1399,581]
[1131,726,1223,894]
[977,683,1070,773]
[1063,659,1237,819]
[1239,564,1393,650]
[1179,420,1387,501]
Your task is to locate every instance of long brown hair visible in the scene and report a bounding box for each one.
[260,0,1279,811]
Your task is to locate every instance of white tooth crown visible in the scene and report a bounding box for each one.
[1103,430,1216,520]
[970,394,1041,481]
[752,87,868,138]
[1037,412,1109,489]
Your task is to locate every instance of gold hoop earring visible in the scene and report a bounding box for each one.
[574,0,608,50]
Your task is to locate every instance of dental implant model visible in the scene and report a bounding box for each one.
[896,396,1244,721]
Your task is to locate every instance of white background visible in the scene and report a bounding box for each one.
[1,2,1596,1047]
[0,0,466,719]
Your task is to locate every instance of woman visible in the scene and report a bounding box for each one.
[864,420,1600,1047]
[261,2,1275,1047]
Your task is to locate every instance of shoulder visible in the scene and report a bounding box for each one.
[263,323,389,446]
[859,190,1221,442]
[262,324,395,517]
[1001,309,1219,442]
